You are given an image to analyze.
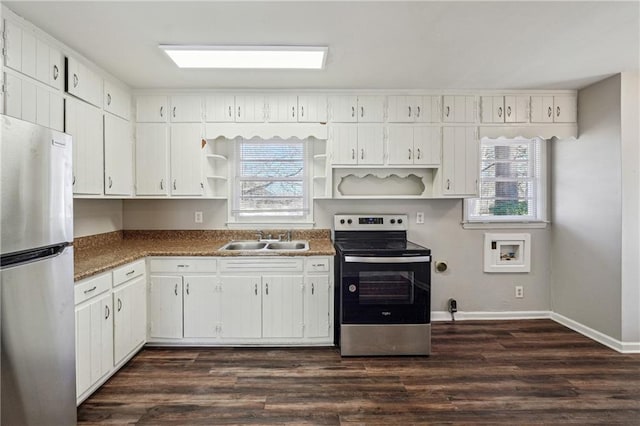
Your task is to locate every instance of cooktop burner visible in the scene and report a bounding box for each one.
[334,239,429,253]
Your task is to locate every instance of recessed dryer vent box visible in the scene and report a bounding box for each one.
[484,233,531,273]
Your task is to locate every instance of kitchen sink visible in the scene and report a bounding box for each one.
[220,240,309,252]
[265,241,309,251]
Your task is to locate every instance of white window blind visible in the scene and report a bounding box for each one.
[233,138,308,217]
[466,137,545,223]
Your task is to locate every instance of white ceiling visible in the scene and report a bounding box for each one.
[5,1,639,90]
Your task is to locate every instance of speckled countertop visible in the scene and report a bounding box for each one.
[74,230,335,282]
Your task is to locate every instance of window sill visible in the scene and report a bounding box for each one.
[226,222,315,230]
[462,221,549,230]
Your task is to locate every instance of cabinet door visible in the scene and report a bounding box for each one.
[4,20,22,72]
[49,92,64,131]
[235,95,265,122]
[297,94,327,122]
[481,96,504,123]
[136,95,169,122]
[75,302,93,397]
[113,277,146,364]
[104,113,133,195]
[36,39,50,85]
[387,126,414,165]
[504,95,529,123]
[149,275,183,339]
[4,73,22,119]
[219,276,262,339]
[35,85,50,127]
[205,94,235,122]
[170,95,202,122]
[416,96,441,123]
[129,277,147,350]
[443,95,476,123]
[266,95,297,122]
[329,95,358,122]
[170,123,203,195]
[20,30,36,79]
[357,124,384,165]
[135,123,170,195]
[104,81,131,120]
[530,96,554,123]
[49,47,63,90]
[330,124,358,165]
[66,98,104,195]
[553,95,577,123]
[442,127,478,196]
[304,275,330,338]
[262,275,304,338]
[183,275,219,338]
[413,126,441,166]
[21,78,37,123]
[99,295,114,378]
[387,96,414,123]
[357,96,385,123]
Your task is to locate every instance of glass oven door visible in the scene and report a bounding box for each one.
[340,255,430,324]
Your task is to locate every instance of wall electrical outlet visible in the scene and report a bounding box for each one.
[416,212,424,224]
[194,211,203,223]
[515,285,524,298]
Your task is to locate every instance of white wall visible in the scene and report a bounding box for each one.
[73,199,123,238]
[551,74,622,340]
[122,199,228,230]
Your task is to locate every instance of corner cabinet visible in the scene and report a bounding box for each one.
[439,127,479,197]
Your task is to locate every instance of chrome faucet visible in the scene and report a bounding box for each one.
[278,230,293,241]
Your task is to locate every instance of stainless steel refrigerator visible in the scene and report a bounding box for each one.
[1,115,77,424]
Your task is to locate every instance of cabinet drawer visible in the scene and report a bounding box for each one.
[112,259,146,287]
[149,257,217,273]
[306,258,330,272]
[220,257,303,272]
[75,273,112,305]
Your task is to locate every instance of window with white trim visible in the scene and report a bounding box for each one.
[232,138,309,220]
[464,137,547,226]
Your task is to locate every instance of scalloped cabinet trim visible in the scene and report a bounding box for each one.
[205,123,328,140]
[479,124,578,140]
[334,170,431,198]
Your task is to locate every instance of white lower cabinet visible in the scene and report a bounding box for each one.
[262,275,304,338]
[219,275,262,338]
[304,275,331,338]
[113,274,147,365]
[183,276,220,338]
[148,275,184,339]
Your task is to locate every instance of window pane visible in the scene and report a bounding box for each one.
[471,199,535,217]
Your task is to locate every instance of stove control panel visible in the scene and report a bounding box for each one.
[334,214,408,231]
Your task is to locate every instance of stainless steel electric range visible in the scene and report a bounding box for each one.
[333,214,431,356]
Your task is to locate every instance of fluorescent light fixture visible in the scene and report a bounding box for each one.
[159,45,327,69]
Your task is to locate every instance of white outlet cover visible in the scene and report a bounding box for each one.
[194,211,203,223]
[416,212,424,224]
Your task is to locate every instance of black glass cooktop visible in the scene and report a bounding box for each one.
[334,240,430,256]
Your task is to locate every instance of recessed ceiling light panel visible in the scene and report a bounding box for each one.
[159,45,327,69]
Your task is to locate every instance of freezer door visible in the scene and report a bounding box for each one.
[1,246,76,425]
[0,115,73,255]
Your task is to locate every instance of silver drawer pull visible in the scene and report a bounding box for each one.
[125,270,135,276]
[177,264,190,268]
[83,286,97,294]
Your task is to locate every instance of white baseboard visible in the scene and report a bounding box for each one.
[431,310,550,322]
[430,310,640,354]
[551,312,640,354]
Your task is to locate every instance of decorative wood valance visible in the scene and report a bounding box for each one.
[205,123,328,140]
[479,125,578,140]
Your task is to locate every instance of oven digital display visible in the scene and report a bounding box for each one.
[359,217,383,225]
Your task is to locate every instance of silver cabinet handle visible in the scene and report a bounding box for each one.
[173,179,177,190]
[311,283,315,295]
[117,298,122,312]
[351,148,355,160]
[177,264,190,268]
[186,283,189,295]
[445,106,450,117]
[73,74,78,88]
[160,106,164,117]
[408,148,412,160]
[416,106,421,118]
[83,286,96,294]
[72,175,76,185]
[254,283,258,295]
[417,148,421,160]
[265,283,269,295]
[107,93,111,106]
[292,106,295,117]
[498,106,503,118]
[238,106,241,118]
[351,106,355,117]
[108,176,113,189]
[556,106,561,117]
[160,179,164,190]
[360,148,364,160]
[301,105,304,117]
[408,106,412,117]
[446,179,451,190]
[174,284,178,296]
[172,106,176,118]
[506,106,512,117]
[360,106,364,118]
[228,105,232,117]
[105,305,110,320]
[548,106,552,118]
[53,64,59,80]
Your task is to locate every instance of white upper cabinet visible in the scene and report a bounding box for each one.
[4,20,22,71]
[170,123,204,196]
[387,126,441,166]
[66,56,102,107]
[205,94,235,122]
[136,95,168,123]
[170,95,202,123]
[104,114,133,196]
[329,95,384,123]
[387,95,440,123]
[297,94,327,123]
[20,29,36,79]
[265,94,298,122]
[530,95,576,123]
[482,96,528,123]
[235,94,265,122]
[135,123,170,196]
[330,124,384,166]
[442,95,476,123]
[4,73,62,130]
[441,126,478,197]
[103,81,131,120]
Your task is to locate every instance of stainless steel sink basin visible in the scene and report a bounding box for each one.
[266,241,309,251]
[220,241,268,251]
[219,240,309,252]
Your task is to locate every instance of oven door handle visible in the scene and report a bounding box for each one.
[344,256,431,264]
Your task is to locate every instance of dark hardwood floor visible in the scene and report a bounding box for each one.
[78,320,640,424]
